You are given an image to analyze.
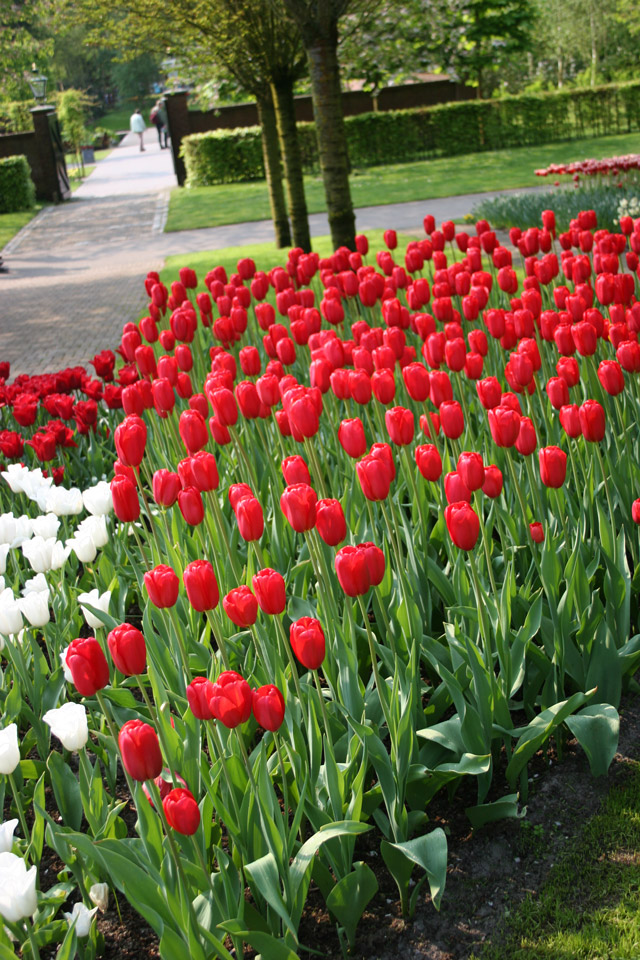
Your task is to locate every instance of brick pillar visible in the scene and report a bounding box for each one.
[164,91,190,187]
[30,105,69,202]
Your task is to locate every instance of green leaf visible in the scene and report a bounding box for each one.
[244,853,296,937]
[47,752,82,830]
[325,861,378,947]
[55,922,77,960]
[218,921,300,960]
[465,793,523,828]
[565,704,619,777]
[289,820,370,901]
[381,828,448,914]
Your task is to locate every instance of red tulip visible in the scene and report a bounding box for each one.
[444,471,472,504]
[335,545,370,596]
[338,418,367,459]
[114,416,147,467]
[632,499,640,524]
[539,446,567,488]
[415,444,442,481]
[186,676,216,719]
[144,565,179,608]
[118,719,163,782]
[209,670,252,727]
[178,486,205,526]
[66,638,110,696]
[444,502,480,550]
[402,363,430,401]
[597,360,624,396]
[315,498,347,546]
[356,455,392,501]
[385,406,414,446]
[107,623,146,676]
[236,496,264,541]
[482,465,503,498]
[280,483,317,532]
[152,469,181,507]
[183,560,219,611]
[515,417,537,456]
[439,401,464,439]
[457,452,485,491]
[252,685,286,731]
[579,400,605,442]
[179,410,208,454]
[360,542,385,587]
[290,617,325,670]
[252,568,286,615]
[529,522,544,543]
[110,475,140,522]
[476,377,502,410]
[222,586,258,627]
[488,407,520,447]
[282,455,311,486]
[163,787,201,835]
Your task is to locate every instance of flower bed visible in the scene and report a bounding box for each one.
[1,211,640,958]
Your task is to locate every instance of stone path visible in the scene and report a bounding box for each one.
[0,129,545,378]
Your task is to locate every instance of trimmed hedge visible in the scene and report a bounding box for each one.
[182,80,640,187]
[0,155,36,213]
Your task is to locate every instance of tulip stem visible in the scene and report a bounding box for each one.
[207,491,243,582]
[274,616,306,721]
[23,919,41,960]
[401,445,429,546]
[356,595,393,735]
[228,425,259,490]
[94,690,138,798]
[8,772,30,855]
[273,731,290,831]
[207,724,244,833]
[205,609,231,670]
[167,605,191,689]
[474,494,498,597]
[593,440,616,534]
[313,669,331,735]
[303,439,329,499]
[135,677,178,784]
[468,549,492,666]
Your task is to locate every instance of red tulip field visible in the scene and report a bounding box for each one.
[1,208,640,959]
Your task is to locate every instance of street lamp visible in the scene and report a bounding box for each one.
[27,64,48,105]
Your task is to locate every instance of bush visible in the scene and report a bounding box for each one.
[182,79,640,186]
[0,155,36,213]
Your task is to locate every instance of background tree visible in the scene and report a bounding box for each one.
[428,0,535,97]
[281,0,356,249]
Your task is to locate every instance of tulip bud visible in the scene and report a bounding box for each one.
[222,586,258,627]
[579,399,606,442]
[444,501,480,551]
[65,638,110,696]
[538,446,567,488]
[280,484,317,533]
[252,685,286,731]
[209,670,252,727]
[289,617,326,670]
[144,565,179,608]
[118,719,163,781]
[482,465,503,498]
[152,469,181,507]
[107,623,147,676]
[457,452,485,491]
[338,418,367,459]
[415,444,442,481]
[110,475,140,522]
[529,522,544,543]
[282,455,311,486]
[315,498,347,546]
[252,568,286,615]
[183,560,219,611]
[177,486,205,526]
[187,677,216,719]
[114,416,147,467]
[335,545,370,596]
[163,787,201,835]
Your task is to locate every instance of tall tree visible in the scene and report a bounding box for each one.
[428,0,535,97]
[281,0,356,250]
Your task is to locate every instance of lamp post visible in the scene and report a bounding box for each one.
[27,64,48,105]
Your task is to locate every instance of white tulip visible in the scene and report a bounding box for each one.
[22,574,48,596]
[0,514,16,546]
[88,883,109,912]
[0,590,23,637]
[0,820,18,854]
[82,482,113,517]
[77,516,109,550]
[11,516,33,549]
[0,852,38,921]
[0,545,10,575]
[21,537,69,574]
[66,534,97,564]
[30,513,60,540]
[37,487,83,517]
[59,645,73,682]
[21,469,53,502]
[77,589,111,630]
[0,724,20,775]
[64,901,98,937]
[1,464,29,494]
[17,591,50,628]
[43,703,88,751]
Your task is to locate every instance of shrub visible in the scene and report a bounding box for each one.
[0,155,36,213]
[182,80,640,186]
[0,101,33,134]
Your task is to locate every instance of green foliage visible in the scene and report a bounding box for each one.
[182,80,640,185]
[473,183,640,232]
[0,101,33,134]
[55,88,94,153]
[0,155,36,213]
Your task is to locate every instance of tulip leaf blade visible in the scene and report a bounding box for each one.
[218,921,301,960]
[565,703,619,777]
[47,751,82,831]
[325,860,378,946]
[381,827,448,916]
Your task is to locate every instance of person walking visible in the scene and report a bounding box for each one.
[150,100,169,149]
[129,109,146,152]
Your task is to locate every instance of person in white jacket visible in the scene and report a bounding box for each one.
[129,109,146,152]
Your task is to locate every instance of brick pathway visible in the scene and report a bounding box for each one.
[0,129,545,378]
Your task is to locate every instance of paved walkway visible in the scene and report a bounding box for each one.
[0,129,545,378]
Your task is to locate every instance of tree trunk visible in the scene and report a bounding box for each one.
[306,37,355,251]
[256,94,291,248]
[271,80,311,252]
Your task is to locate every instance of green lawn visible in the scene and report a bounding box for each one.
[473,761,640,960]
[0,207,42,251]
[165,131,640,233]
[161,230,417,287]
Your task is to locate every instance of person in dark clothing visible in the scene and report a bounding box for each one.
[150,101,168,148]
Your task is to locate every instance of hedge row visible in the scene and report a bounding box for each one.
[0,155,36,213]
[0,101,33,135]
[182,80,640,186]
